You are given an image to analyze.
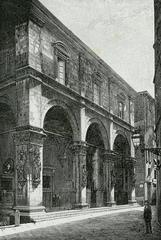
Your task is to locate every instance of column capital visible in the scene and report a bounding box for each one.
[103,150,117,163]
[125,156,137,167]
[71,141,87,156]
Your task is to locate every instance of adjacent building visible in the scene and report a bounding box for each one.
[134,91,156,205]
[0,0,139,223]
[154,0,161,225]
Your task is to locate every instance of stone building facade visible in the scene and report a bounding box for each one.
[0,0,137,221]
[134,91,156,205]
[154,0,161,225]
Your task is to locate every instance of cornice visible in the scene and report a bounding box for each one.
[15,66,134,132]
[0,79,16,91]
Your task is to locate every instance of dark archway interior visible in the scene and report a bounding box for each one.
[113,134,130,205]
[113,134,130,155]
[43,106,74,210]
[86,123,104,148]
[0,103,15,205]
[44,106,73,138]
[86,123,105,207]
[0,103,15,132]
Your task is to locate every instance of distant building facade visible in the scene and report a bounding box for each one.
[154,0,161,225]
[0,0,137,221]
[134,91,156,205]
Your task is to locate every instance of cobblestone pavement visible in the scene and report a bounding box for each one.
[1,209,161,240]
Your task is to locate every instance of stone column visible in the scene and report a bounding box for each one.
[104,151,116,206]
[103,151,110,205]
[128,157,137,204]
[109,158,116,206]
[13,129,46,216]
[72,141,88,208]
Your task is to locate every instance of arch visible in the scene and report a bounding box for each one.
[113,133,130,155]
[85,118,109,207]
[85,118,110,150]
[41,99,79,141]
[42,103,75,210]
[113,133,131,205]
[112,130,131,151]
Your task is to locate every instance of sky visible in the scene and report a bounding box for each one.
[40,0,154,96]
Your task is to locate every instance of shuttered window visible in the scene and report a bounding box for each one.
[118,102,124,119]
[93,82,100,105]
[58,58,65,85]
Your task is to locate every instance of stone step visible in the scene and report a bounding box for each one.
[29,204,140,223]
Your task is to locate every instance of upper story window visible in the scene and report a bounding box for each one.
[93,71,102,105]
[52,41,70,85]
[93,82,101,105]
[117,92,126,120]
[58,58,65,85]
[118,102,124,119]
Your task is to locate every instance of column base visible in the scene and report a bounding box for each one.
[106,201,116,207]
[13,205,46,212]
[128,200,137,205]
[13,206,46,223]
[74,203,89,209]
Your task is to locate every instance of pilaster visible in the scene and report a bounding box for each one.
[13,128,46,215]
[127,157,137,204]
[71,141,88,208]
[104,151,116,206]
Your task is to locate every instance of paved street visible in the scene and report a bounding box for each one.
[0,208,161,240]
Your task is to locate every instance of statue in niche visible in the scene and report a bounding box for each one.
[3,158,14,174]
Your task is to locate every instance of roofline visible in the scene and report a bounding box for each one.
[137,91,155,101]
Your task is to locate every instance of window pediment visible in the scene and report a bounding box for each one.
[117,92,126,101]
[52,41,70,59]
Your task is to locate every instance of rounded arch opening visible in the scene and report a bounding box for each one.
[113,134,131,205]
[42,100,79,141]
[85,118,109,150]
[113,134,130,156]
[86,123,105,148]
[43,106,75,210]
[43,106,73,139]
[85,123,106,207]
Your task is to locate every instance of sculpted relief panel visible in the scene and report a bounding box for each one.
[29,144,41,189]
[16,145,28,198]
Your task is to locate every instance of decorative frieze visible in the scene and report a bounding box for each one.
[29,144,41,188]
[14,131,31,145]
[16,145,28,193]
[14,129,45,206]
[71,141,87,156]
[14,129,46,146]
